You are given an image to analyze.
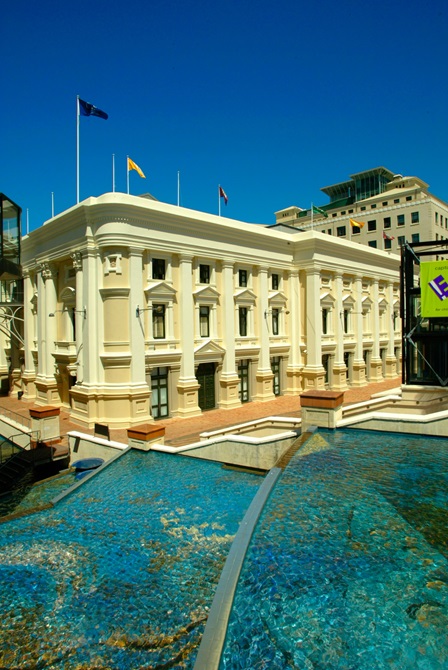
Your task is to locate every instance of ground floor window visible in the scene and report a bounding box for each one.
[271,357,281,395]
[344,351,351,383]
[322,354,331,386]
[151,367,169,419]
[238,359,250,403]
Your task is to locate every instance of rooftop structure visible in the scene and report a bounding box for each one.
[274,167,448,256]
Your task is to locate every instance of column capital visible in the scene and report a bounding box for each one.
[38,261,57,281]
[71,251,83,270]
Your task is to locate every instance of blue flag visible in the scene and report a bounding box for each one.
[78,98,108,120]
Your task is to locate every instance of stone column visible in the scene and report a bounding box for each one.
[253,265,274,401]
[332,273,348,391]
[35,262,59,405]
[385,281,397,378]
[22,270,37,398]
[219,260,240,409]
[285,269,302,395]
[71,252,84,384]
[370,278,383,381]
[176,254,200,417]
[128,248,151,420]
[351,275,366,387]
[81,248,100,387]
[302,268,325,389]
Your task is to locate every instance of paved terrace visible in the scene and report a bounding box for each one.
[0,378,401,452]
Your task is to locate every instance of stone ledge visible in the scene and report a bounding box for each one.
[300,391,344,409]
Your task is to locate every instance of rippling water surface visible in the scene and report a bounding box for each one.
[0,450,260,669]
[221,429,448,669]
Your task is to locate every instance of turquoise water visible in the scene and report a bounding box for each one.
[220,429,448,669]
[0,450,260,669]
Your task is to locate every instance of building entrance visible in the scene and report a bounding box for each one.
[196,362,216,410]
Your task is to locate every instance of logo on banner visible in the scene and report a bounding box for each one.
[420,261,448,317]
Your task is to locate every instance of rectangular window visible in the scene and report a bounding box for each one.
[272,357,281,396]
[322,308,328,334]
[152,258,166,280]
[383,217,391,228]
[239,307,248,336]
[352,226,360,235]
[394,198,400,203]
[337,225,346,237]
[368,240,377,248]
[398,235,406,247]
[343,309,349,334]
[271,273,279,290]
[435,212,439,223]
[152,304,166,339]
[371,204,376,209]
[360,206,366,211]
[382,201,388,206]
[199,306,210,337]
[199,264,210,284]
[238,269,247,287]
[411,211,419,223]
[412,233,420,243]
[272,308,279,335]
[384,238,392,250]
[397,214,405,226]
[368,220,377,231]
[238,360,250,403]
[151,367,169,419]
[406,195,412,201]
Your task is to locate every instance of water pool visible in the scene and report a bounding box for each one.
[0,450,260,669]
[220,429,448,669]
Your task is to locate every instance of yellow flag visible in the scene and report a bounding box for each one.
[349,218,365,228]
[128,157,146,178]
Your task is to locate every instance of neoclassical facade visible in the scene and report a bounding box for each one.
[19,193,401,428]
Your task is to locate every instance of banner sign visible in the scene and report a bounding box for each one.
[420,260,448,317]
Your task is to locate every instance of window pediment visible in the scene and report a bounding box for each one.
[194,339,226,356]
[234,288,257,303]
[268,290,287,305]
[145,281,177,300]
[59,286,76,304]
[193,285,220,300]
[342,294,355,308]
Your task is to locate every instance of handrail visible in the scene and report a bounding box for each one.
[0,406,32,430]
[0,438,22,465]
[0,431,41,465]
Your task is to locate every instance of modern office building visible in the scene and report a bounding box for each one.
[275,167,448,255]
[19,192,400,428]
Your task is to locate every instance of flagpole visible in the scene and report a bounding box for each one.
[76,95,80,203]
[126,155,130,195]
[112,154,115,192]
[218,185,221,216]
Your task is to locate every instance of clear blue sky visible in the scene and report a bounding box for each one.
[2,0,448,233]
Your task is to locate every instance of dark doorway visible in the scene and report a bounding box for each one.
[196,362,216,410]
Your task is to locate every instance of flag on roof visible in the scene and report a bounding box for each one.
[78,98,108,120]
[219,186,228,205]
[350,218,365,228]
[128,157,146,178]
[383,231,395,240]
[312,205,328,218]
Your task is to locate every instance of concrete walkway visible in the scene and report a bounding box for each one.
[0,378,401,449]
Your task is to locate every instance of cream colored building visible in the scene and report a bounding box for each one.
[275,167,448,255]
[19,192,401,428]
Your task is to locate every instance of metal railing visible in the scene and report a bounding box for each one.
[0,406,32,430]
